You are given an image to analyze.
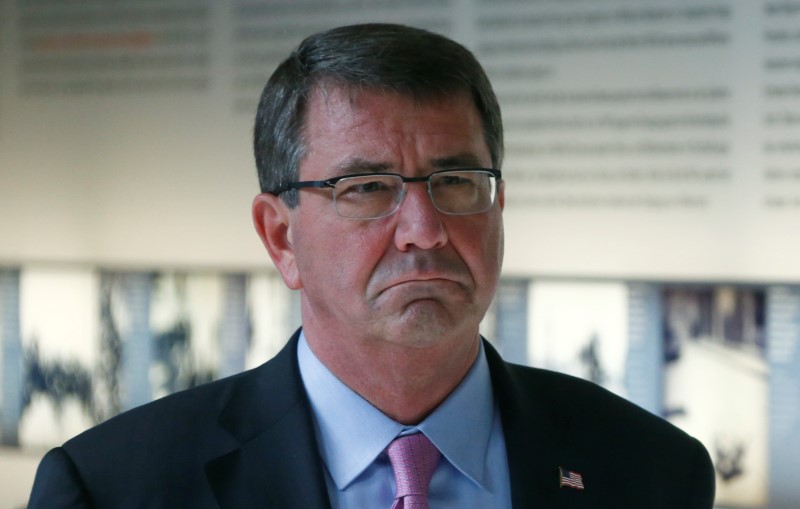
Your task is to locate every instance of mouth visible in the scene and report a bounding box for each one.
[376,277,467,305]
[384,274,462,290]
[370,251,472,301]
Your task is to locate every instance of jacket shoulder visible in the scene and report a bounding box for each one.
[499,362,715,507]
[504,362,688,442]
[66,366,249,453]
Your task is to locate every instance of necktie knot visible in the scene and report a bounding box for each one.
[387,433,441,508]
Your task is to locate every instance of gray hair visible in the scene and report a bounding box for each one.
[253,23,503,206]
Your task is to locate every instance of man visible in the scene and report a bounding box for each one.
[28,24,715,508]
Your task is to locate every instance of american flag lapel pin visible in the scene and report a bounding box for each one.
[559,467,585,490]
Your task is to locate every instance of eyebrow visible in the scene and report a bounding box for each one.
[330,153,487,178]
[330,158,392,177]
[431,153,486,169]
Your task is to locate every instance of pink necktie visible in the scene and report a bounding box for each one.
[387,433,441,509]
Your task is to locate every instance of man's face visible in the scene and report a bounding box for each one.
[265,86,504,349]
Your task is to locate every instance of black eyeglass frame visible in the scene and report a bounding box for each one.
[271,167,501,194]
[270,168,502,218]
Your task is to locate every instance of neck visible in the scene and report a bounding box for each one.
[303,325,481,425]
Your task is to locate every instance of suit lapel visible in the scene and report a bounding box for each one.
[204,333,586,508]
[485,340,573,509]
[205,331,331,509]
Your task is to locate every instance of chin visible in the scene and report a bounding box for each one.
[386,300,478,347]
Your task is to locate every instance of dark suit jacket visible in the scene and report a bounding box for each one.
[28,330,715,508]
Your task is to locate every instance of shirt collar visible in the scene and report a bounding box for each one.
[297,331,496,491]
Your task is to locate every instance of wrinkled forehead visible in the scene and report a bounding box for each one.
[301,81,485,149]
[307,78,477,119]
[304,82,486,143]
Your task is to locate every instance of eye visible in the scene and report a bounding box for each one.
[335,176,399,199]
[435,172,479,187]
[349,180,390,193]
[439,175,470,185]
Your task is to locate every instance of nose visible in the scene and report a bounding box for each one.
[393,182,448,251]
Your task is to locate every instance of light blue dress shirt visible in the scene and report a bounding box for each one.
[297,332,512,508]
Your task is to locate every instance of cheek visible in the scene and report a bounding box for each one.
[298,219,388,288]
[454,217,502,265]
[344,225,391,279]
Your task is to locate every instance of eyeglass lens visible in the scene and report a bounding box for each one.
[332,170,497,219]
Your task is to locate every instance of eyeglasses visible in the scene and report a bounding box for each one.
[272,168,502,219]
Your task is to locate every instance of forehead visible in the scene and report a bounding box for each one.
[300,85,490,177]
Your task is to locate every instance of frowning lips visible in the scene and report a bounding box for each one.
[370,251,473,299]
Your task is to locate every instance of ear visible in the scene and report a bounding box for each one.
[252,193,302,290]
[497,179,505,211]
